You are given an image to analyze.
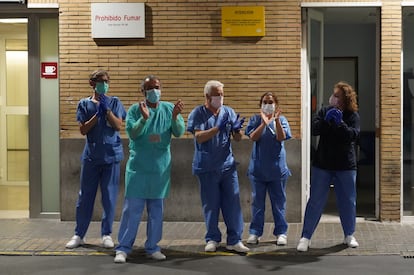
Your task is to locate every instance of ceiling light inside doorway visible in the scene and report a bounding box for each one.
[0,18,27,24]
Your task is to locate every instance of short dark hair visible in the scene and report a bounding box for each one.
[259,92,279,106]
[89,69,109,81]
[141,75,160,90]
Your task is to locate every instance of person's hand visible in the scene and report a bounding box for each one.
[172,99,184,119]
[216,113,229,131]
[96,104,104,118]
[232,113,246,132]
[139,101,150,120]
[260,111,272,125]
[96,95,109,118]
[99,94,108,112]
[324,108,343,125]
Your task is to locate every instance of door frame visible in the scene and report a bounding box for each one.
[0,5,59,218]
[301,2,381,221]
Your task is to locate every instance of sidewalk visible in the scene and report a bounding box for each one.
[1,218,414,257]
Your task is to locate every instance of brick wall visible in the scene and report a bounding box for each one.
[57,0,302,139]
[379,1,401,221]
[56,0,404,221]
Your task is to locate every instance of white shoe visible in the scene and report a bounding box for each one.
[297,237,311,252]
[65,235,84,249]
[102,235,114,248]
[114,251,127,263]
[148,251,167,261]
[204,240,219,252]
[276,234,287,246]
[226,241,250,253]
[247,234,259,244]
[343,235,359,248]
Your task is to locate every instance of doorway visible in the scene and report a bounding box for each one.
[0,18,29,218]
[303,7,378,219]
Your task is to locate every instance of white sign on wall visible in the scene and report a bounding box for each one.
[91,3,145,39]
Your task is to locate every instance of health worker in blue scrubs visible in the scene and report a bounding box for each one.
[187,80,249,253]
[245,92,292,246]
[66,69,126,249]
[114,75,185,263]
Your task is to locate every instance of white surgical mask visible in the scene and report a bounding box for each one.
[329,94,339,107]
[261,103,275,115]
[210,96,223,109]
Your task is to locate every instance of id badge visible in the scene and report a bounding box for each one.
[149,134,161,143]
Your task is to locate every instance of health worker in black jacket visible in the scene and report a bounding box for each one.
[297,81,360,252]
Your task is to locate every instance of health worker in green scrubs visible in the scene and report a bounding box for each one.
[114,75,185,264]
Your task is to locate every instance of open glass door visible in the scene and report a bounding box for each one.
[0,19,29,218]
[301,9,324,218]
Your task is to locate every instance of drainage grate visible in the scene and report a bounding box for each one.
[401,251,414,259]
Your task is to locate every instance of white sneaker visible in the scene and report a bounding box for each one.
[247,234,259,244]
[297,237,311,252]
[65,235,84,249]
[114,251,127,263]
[343,235,359,248]
[204,240,219,252]
[226,241,250,253]
[102,235,114,248]
[148,251,167,261]
[276,234,287,246]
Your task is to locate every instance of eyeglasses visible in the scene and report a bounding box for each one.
[95,79,110,83]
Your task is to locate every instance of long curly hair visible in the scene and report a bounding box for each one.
[335,81,358,112]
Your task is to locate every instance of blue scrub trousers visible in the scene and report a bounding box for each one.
[197,165,244,245]
[301,166,357,239]
[116,197,163,255]
[75,161,120,238]
[249,173,289,237]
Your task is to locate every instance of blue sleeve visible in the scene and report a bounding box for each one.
[280,115,292,140]
[245,115,260,136]
[225,106,237,123]
[76,99,88,123]
[187,106,202,133]
[110,96,126,120]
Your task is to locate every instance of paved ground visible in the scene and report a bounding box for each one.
[1,218,414,257]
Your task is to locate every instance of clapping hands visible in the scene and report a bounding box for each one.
[216,113,229,131]
[324,108,343,125]
[232,113,246,132]
[96,95,108,118]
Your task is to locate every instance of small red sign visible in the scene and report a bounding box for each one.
[41,62,58,78]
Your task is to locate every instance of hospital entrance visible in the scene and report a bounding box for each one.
[305,7,378,220]
[0,18,29,218]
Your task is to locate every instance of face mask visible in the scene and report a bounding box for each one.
[95,82,109,94]
[210,96,223,109]
[261,103,275,115]
[146,89,161,103]
[329,94,339,107]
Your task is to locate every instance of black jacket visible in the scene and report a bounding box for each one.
[312,106,360,170]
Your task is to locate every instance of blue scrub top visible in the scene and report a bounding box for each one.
[124,101,185,199]
[77,96,126,165]
[245,114,292,181]
[187,105,238,175]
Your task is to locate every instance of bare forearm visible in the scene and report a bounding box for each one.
[195,127,220,144]
[106,110,122,131]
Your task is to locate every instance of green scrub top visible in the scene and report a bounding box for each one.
[124,101,185,199]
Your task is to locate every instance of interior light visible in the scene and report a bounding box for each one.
[0,18,28,24]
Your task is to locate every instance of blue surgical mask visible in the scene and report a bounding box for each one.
[95,82,109,94]
[146,89,161,103]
